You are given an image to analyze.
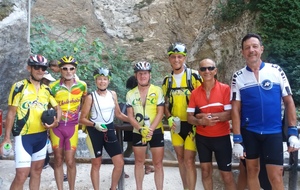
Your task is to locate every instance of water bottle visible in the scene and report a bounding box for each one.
[46,138,53,154]
[144,116,150,128]
[2,143,12,157]
[173,117,181,133]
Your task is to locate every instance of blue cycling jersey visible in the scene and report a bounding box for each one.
[231,62,292,134]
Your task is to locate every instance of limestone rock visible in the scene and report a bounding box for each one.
[0,0,30,112]
[0,0,257,112]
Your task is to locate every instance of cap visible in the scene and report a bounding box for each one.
[43,71,56,82]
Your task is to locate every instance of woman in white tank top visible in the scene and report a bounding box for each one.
[79,68,129,190]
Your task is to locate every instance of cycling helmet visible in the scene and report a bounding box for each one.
[93,67,112,80]
[134,61,151,73]
[28,54,48,67]
[167,43,187,56]
[41,109,57,125]
[58,56,78,67]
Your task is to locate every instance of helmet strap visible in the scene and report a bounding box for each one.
[30,74,41,82]
[98,88,107,92]
[175,65,183,71]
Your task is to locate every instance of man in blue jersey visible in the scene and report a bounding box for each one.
[231,33,300,190]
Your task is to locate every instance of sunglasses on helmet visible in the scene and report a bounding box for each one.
[32,65,47,71]
[98,69,110,76]
[199,66,216,72]
[168,44,187,56]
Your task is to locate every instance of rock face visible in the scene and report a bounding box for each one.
[30,0,256,81]
[0,0,30,112]
[0,0,256,112]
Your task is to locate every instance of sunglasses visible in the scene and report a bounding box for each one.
[99,70,110,77]
[61,67,75,71]
[168,44,187,55]
[199,66,216,72]
[32,65,47,71]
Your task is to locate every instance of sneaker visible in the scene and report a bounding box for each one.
[63,174,68,182]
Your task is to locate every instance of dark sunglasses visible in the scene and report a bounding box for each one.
[32,65,47,71]
[199,66,215,72]
[61,67,75,71]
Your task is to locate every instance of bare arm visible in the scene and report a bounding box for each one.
[150,105,164,131]
[282,95,297,126]
[127,107,142,131]
[79,94,94,127]
[211,110,231,122]
[164,97,172,119]
[3,106,17,141]
[0,106,17,154]
[231,100,241,135]
[188,112,220,126]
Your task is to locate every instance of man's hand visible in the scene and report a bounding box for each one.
[168,116,174,127]
[288,136,300,152]
[233,144,244,158]
[44,116,59,129]
[94,123,108,132]
[287,127,300,152]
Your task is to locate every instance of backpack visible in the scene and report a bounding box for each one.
[165,67,194,98]
[165,68,199,113]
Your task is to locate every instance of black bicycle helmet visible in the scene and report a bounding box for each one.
[41,109,57,125]
[58,56,78,68]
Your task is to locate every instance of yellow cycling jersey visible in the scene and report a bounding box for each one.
[8,79,58,136]
[50,78,87,125]
[126,84,165,133]
[162,68,201,121]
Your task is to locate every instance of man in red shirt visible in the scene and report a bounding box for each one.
[187,58,236,190]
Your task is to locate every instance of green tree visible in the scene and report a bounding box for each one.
[256,0,300,105]
[30,17,162,102]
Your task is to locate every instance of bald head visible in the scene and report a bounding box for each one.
[199,58,216,68]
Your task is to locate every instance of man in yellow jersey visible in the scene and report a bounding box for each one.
[126,61,165,190]
[162,43,202,190]
[0,54,61,190]
[49,56,87,190]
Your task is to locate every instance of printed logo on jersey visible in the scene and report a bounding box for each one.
[261,79,273,90]
[231,70,243,86]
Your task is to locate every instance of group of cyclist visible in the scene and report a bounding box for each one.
[1,32,300,190]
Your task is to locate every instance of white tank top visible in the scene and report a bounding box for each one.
[90,90,115,124]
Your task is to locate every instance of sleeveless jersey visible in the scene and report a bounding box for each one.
[50,78,87,126]
[231,62,292,134]
[126,84,164,133]
[8,79,58,136]
[90,90,115,124]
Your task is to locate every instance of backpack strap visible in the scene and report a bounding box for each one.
[186,68,194,92]
[165,75,173,98]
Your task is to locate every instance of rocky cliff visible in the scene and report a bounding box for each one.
[0,0,256,112]
[0,0,30,112]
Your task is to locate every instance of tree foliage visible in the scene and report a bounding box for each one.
[30,17,161,103]
[219,0,300,105]
[256,0,300,105]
